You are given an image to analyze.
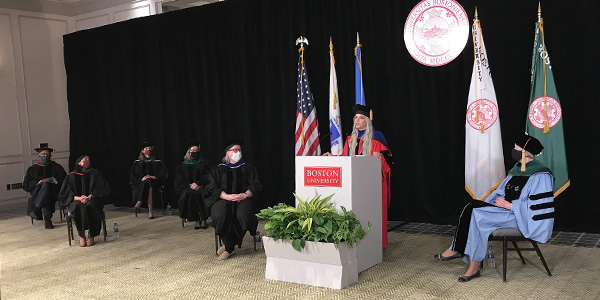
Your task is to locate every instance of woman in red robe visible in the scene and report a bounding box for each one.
[325,104,393,248]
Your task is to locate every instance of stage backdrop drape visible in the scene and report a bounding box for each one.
[63,0,600,233]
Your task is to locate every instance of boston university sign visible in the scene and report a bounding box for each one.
[304,167,342,187]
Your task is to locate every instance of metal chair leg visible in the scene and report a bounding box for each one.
[102,212,107,242]
[512,241,526,264]
[531,241,552,276]
[503,238,508,282]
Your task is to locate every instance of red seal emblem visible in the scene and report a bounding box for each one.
[528,96,562,129]
[466,99,498,130]
[404,0,469,67]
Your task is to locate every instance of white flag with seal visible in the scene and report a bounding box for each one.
[465,17,505,200]
[329,39,343,155]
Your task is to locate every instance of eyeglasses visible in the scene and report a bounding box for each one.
[227,148,242,153]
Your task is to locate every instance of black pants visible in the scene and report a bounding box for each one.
[452,200,494,254]
[27,183,56,220]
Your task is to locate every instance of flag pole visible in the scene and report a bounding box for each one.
[538,2,550,133]
[329,37,337,110]
[296,36,309,145]
[473,7,485,133]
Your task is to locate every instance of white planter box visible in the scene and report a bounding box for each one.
[262,236,358,289]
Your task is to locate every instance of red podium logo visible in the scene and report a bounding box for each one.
[304,167,342,187]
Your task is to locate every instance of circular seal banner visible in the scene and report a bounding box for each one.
[404,0,469,67]
[466,99,498,130]
[528,96,562,129]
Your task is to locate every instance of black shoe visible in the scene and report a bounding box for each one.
[135,207,140,217]
[44,220,54,229]
[148,216,154,220]
[458,270,481,282]
[434,253,462,261]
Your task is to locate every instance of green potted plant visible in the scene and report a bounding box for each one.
[256,193,371,289]
[256,193,372,251]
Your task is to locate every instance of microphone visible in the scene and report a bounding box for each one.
[319,132,332,143]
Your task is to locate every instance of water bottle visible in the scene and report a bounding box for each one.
[255,231,262,249]
[167,203,172,215]
[487,245,495,268]
[113,222,120,239]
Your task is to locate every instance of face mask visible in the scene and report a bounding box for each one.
[190,151,200,160]
[40,156,50,165]
[511,149,522,162]
[231,152,242,163]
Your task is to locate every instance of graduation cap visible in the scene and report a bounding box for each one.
[515,134,543,171]
[223,139,244,154]
[185,140,200,152]
[75,154,89,165]
[140,141,154,150]
[353,104,373,120]
[34,143,54,153]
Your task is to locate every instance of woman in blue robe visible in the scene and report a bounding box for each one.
[435,135,554,282]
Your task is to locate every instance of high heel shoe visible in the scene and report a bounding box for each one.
[135,207,140,218]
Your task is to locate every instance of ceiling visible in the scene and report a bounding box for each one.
[0,0,221,16]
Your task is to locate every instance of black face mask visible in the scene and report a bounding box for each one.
[511,149,522,162]
[190,151,200,160]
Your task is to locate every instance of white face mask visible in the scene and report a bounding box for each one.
[231,152,242,163]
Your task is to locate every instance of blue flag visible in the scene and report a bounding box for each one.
[355,37,365,105]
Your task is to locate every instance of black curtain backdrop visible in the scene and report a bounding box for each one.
[63,0,600,233]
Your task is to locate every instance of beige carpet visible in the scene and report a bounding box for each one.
[1,209,600,300]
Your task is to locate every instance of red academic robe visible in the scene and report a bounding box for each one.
[343,131,393,248]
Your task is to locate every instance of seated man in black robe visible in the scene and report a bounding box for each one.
[130,142,168,219]
[59,155,111,247]
[23,143,67,229]
[207,141,262,260]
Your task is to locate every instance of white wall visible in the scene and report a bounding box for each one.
[0,0,164,205]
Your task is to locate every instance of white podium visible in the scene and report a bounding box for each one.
[295,156,382,272]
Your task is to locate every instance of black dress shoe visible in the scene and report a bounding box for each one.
[458,270,481,282]
[44,220,54,229]
[434,253,462,261]
[148,216,154,220]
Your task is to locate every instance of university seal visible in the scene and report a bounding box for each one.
[404,0,469,67]
[528,96,562,129]
[466,99,498,130]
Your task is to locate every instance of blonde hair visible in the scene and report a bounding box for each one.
[349,116,373,156]
[184,145,200,161]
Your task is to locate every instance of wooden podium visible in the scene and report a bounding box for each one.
[295,156,382,272]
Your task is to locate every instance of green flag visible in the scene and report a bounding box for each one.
[526,19,570,197]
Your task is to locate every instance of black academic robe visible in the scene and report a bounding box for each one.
[174,160,211,221]
[130,159,168,205]
[59,169,110,238]
[207,161,262,237]
[23,161,67,219]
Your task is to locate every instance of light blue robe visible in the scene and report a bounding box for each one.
[458,171,554,263]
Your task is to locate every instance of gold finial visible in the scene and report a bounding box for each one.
[356,32,360,45]
[538,2,542,22]
[474,6,478,21]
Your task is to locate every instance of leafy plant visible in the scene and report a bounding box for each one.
[256,193,372,252]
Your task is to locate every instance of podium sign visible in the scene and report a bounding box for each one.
[295,156,382,272]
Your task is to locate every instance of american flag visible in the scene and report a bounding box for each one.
[295,48,321,156]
